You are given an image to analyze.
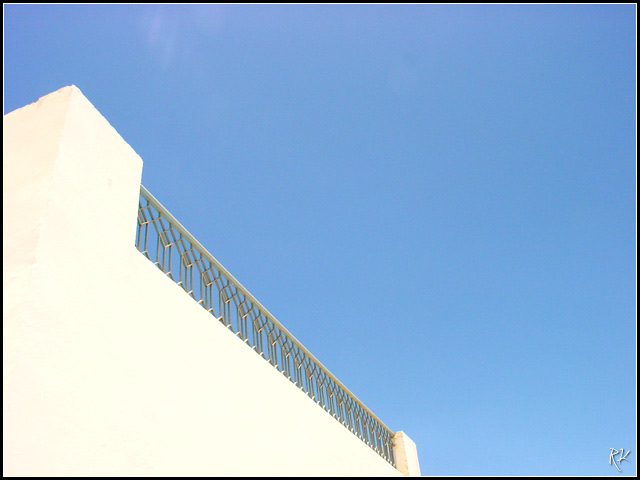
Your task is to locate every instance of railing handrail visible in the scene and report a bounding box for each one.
[138,184,395,443]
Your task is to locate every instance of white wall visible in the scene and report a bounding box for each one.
[3,86,409,476]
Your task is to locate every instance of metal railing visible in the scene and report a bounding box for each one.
[135,185,396,466]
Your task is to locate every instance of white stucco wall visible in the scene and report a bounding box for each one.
[3,86,408,476]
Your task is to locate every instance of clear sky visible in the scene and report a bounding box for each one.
[4,5,636,476]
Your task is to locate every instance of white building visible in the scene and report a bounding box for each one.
[3,86,420,476]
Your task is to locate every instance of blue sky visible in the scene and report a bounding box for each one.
[4,5,636,476]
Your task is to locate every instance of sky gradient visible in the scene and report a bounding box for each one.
[4,5,636,476]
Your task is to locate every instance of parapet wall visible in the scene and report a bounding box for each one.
[3,86,418,476]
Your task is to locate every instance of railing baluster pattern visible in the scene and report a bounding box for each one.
[135,185,395,467]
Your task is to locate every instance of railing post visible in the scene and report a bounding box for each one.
[392,431,421,476]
